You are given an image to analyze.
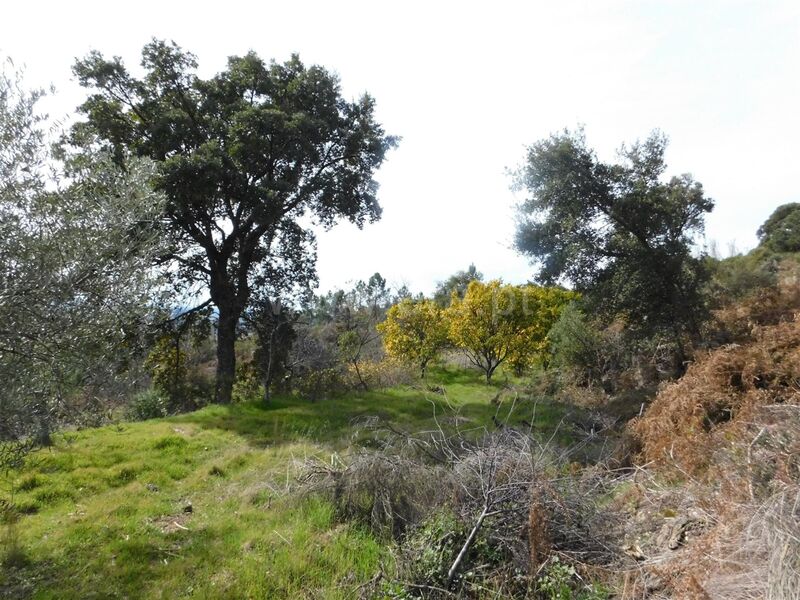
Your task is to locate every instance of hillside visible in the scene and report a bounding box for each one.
[3,26,799,599]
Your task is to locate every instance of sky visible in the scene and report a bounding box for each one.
[3,0,799,295]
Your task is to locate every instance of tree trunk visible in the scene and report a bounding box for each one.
[34,395,53,446]
[353,359,369,391]
[670,318,688,377]
[262,326,275,405]
[172,332,182,404]
[485,363,497,383]
[215,305,237,404]
[447,504,490,587]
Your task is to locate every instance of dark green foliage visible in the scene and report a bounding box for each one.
[545,306,684,397]
[432,263,484,306]
[514,129,713,353]
[145,305,213,412]
[547,304,604,381]
[757,203,800,253]
[248,300,298,403]
[73,40,397,404]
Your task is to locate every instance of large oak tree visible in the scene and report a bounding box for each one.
[73,40,397,403]
[513,129,713,359]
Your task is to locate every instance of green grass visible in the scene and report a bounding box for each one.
[0,366,574,599]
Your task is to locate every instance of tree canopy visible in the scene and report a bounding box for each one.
[757,203,800,253]
[513,129,713,350]
[378,298,449,376]
[432,264,484,306]
[446,280,576,381]
[73,40,397,403]
[0,66,163,442]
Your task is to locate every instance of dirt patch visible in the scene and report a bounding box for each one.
[150,512,191,534]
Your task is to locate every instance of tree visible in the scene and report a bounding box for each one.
[249,299,297,403]
[244,219,316,403]
[378,298,449,377]
[0,64,163,443]
[504,285,579,375]
[446,281,576,382]
[73,40,397,403]
[757,203,800,253]
[433,264,483,306]
[144,305,212,410]
[334,273,391,391]
[513,129,713,358]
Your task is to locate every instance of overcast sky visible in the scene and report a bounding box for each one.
[3,1,799,295]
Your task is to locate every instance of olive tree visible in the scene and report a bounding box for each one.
[0,64,164,444]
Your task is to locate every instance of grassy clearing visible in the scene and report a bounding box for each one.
[1,367,575,599]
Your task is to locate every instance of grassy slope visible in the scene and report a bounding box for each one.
[1,368,570,599]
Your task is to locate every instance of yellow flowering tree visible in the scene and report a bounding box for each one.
[378,299,449,377]
[446,280,577,381]
[505,285,579,375]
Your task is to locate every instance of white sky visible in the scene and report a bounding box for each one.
[3,0,799,295]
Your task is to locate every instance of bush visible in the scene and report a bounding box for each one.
[126,389,168,421]
[400,511,467,586]
[232,360,263,403]
[343,358,416,390]
[292,359,414,401]
[547,305,674,399]
[144,326,215,412]
[705,251,779,307]
[536,556,609,600]
[295,368,346,402]
[548,304,604,384]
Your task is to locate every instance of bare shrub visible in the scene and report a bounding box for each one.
[301,449,454,539]
[342,358,417,391]
[294,368,347,402]
[708,267,800,344]
[292,355,415,401]
[302,413,627,597]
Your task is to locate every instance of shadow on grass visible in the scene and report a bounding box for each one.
[0,555,55,600]
[176,388,494,448]
[174,375,580,453]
